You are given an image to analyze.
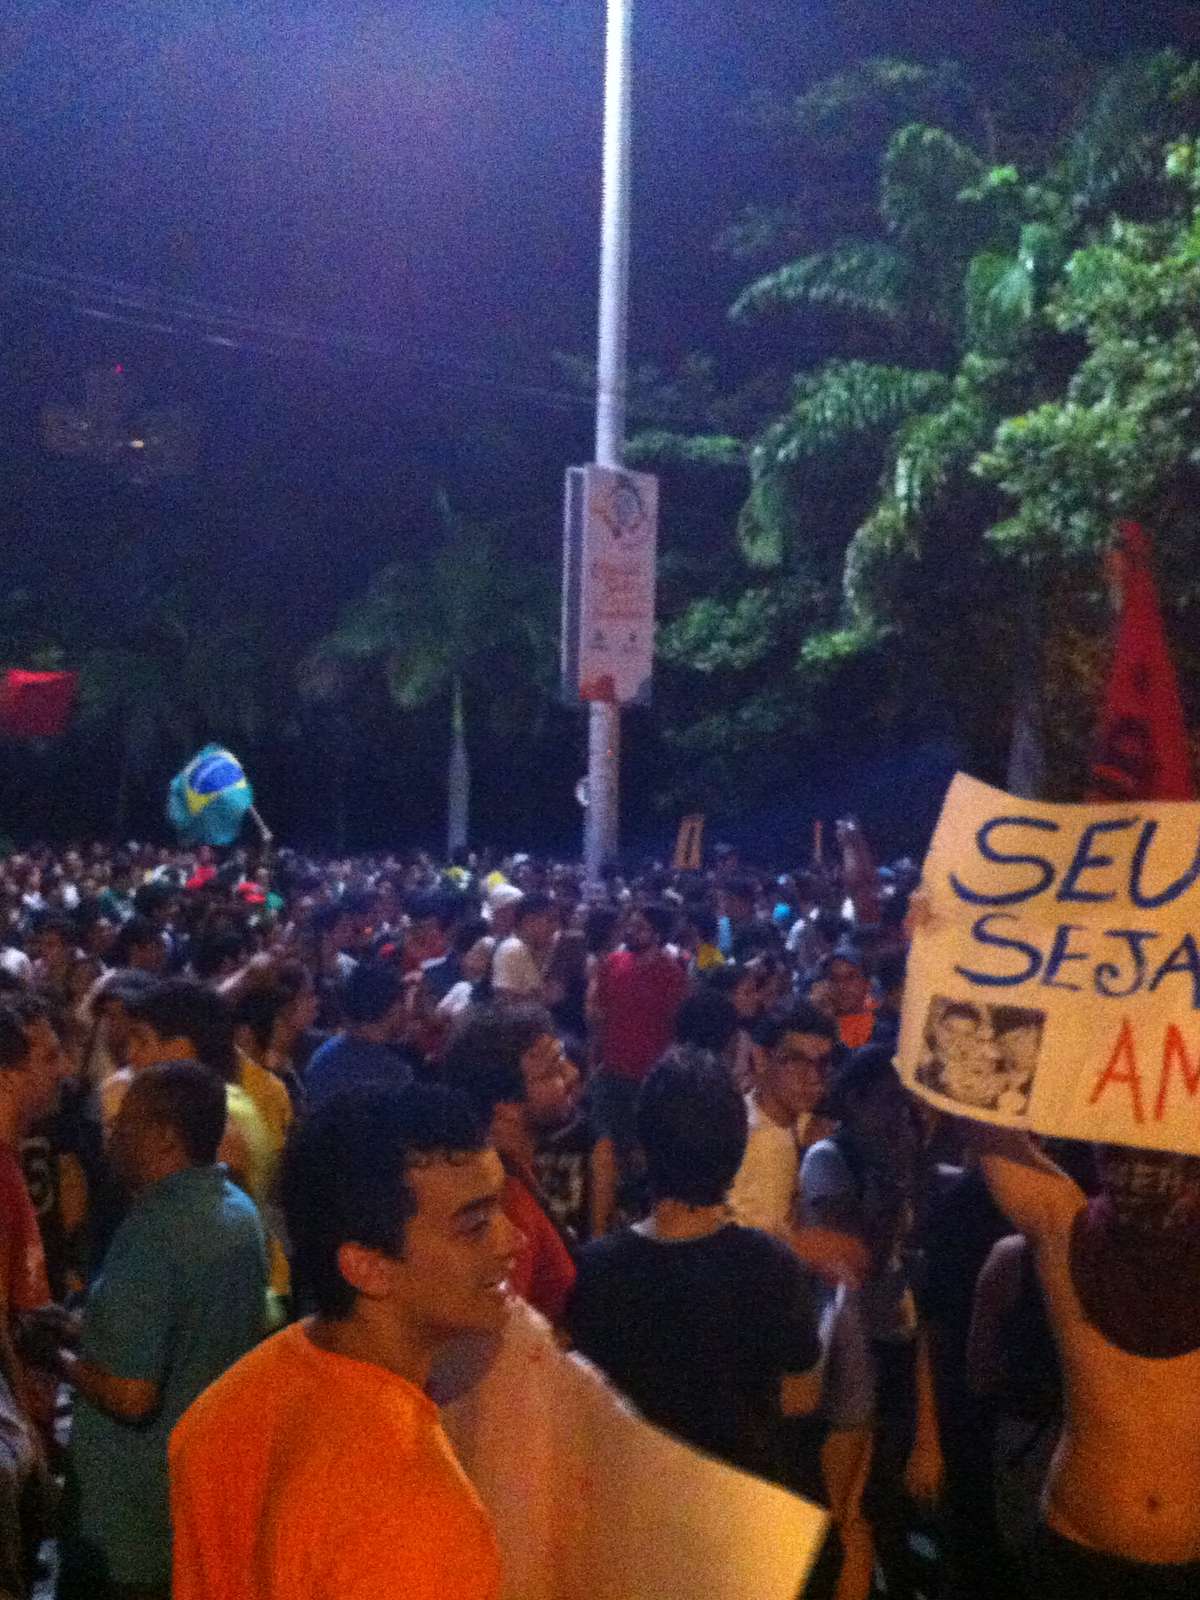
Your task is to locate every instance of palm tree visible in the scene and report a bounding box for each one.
[310,495,555,855]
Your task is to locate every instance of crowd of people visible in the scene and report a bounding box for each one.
[0,825,1193,1598]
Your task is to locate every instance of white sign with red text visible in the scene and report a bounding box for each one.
[561,464,657,706]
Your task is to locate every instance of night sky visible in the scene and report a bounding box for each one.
[1,0,1196,851]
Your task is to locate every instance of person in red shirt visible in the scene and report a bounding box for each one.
[444,1005,577,1327]
[588,904,688,1234]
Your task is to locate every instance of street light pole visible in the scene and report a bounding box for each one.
[584,0,633,883]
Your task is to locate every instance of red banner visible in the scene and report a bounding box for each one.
[0,670,79,738]
[1087,522,1193,802]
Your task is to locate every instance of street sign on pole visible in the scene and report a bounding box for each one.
[562,463,657,707]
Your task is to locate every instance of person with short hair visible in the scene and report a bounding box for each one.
[813,947,877,1052]
[304,962,415,1109]
[444,1004,577,1325]
[588,904,689,1234]
[58,1062,267,1600]
[567,1047,821,1482]
[107,915,167,977]
[491,892,558,1004]
[118,980,289,1315]
[170,1085,517,1600]
[729,1003,839,1240]
[716,876,758,960]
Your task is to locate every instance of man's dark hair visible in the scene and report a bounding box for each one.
[282,1084,485,1318]
[125,1061,228,1165]
[637,902,675,946]
[191,923,251,981]
[703,963,748,999]
[127,980,237,1083]
[33,913,75,945]
[637,1046,748,1207]
[819,943,865,979]
[756,1002,838,1053]
[674,988,738,1053]
[584,904,621,956]
[232,985,294,1054]
[109,915,162,967]
[0,995,50,1072]
[133,881,174,918]
[822,1043,900,1120]
[87,967,157,1020]
[723,876,756,907]
[514,891,554,927]
[443,1002,553,1124]
[450,917,491,957]
[682,902,718,945]
[407,891,460,931]
[341,962,403,1026]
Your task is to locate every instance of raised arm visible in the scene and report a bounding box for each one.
[971,1124,1085,1240]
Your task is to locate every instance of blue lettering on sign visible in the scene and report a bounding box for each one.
[1095,931,1159,998]
[949,817,1060,907]
[1041,924,1089,991]
[1149,934,1200,1008]
[954,914,1043,987]
[1130,822,1200,909]
[1056,818,1137,904]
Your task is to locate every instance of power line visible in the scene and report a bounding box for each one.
[0,254,612,419]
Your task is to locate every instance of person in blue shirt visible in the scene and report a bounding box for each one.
[305,962,415,1109]
[56,1061,267,1600]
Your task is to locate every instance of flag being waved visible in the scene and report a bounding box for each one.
[167,745,255,847]
[0,670,78,738]
[1087,520,1194,802]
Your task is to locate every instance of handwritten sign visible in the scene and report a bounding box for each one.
[899,774,1200,1154]
[442,1301,827,1600]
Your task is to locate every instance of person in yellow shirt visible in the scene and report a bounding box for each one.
[170,1083,520,1600]
[124,981,289,1322]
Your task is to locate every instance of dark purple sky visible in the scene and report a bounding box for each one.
[5,0,1189,380]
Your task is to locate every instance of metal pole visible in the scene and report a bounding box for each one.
[584,0,632,882]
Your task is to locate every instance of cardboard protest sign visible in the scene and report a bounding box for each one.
[441,1300,828,1600]
[900,774,1200,1155]
[673,814,705,872]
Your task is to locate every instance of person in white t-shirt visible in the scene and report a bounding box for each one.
[729,1002,837,1236]
[491,893,559,1004]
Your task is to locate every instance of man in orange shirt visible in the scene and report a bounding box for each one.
[169,1084,520,1600]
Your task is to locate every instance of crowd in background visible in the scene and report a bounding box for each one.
[0,825,1188,1599]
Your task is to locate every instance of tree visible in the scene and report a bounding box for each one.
[639,49,1200,806]
[310,495,556,855]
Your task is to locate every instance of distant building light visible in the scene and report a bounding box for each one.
[113,364,125,374]
[129,438,146,449]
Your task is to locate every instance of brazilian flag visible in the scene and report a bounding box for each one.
[167,745,254,846]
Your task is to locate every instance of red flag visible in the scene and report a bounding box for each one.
[0,670,79,738]
[1087,522,1194,801]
